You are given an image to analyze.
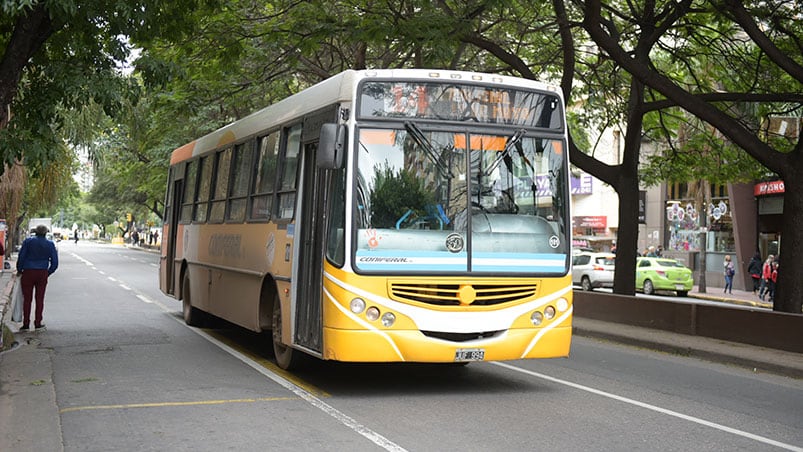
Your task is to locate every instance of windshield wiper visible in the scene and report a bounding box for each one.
[403,121,454,179]
[484,129,526,176]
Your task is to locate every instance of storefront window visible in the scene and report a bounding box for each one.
[665,183,734,253]
[666,201,701,251]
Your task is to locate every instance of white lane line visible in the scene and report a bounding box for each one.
[119,284,132,291]
[493,362,803,452]
[190,328,408,452]
[69,251,415,451]
[134,292,406,452]
[107,277,118,282]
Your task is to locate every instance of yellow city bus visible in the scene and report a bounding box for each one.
[159,69,573,369]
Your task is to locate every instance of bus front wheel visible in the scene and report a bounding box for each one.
[272,301,301,370]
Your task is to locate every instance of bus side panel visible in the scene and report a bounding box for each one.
[191,223,294,332]
[207,269,263,330]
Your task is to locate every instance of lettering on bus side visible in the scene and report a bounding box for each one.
[208,234,242,258]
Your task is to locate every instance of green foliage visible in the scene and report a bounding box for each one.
[0,0,218,171]
[369,165,434,228]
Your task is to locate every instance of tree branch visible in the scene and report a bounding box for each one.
[0,3,57,127]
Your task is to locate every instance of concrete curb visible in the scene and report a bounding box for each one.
[688,292,773,309]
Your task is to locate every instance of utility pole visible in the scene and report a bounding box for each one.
[696,180,710,293]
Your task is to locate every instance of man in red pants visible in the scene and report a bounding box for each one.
[16,224,59,331]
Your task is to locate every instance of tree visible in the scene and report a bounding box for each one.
[578,0,803,312]
[0,1,217,236]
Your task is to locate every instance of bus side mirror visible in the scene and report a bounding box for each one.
[318,123,346,169]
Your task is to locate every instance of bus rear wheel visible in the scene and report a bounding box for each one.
[182,274,206,327]
[272,301,300,370]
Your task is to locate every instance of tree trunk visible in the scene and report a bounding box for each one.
[0,4,55,128]
[612,176,639,295]
[773,168,803,313]
[611,77,644,296]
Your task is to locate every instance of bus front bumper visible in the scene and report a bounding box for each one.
[321,323,572,363]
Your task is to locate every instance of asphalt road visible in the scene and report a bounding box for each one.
[7,242,803,451]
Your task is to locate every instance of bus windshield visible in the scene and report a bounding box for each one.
[355,125,568,274]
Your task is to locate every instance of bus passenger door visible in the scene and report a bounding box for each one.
[293,140,325,353]
[161,175,183,296]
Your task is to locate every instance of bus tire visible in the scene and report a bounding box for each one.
[272,301,300,370]
[182,273,205,327]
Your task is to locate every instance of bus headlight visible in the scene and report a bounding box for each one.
[366,306,380,321]
[531,311,544,326]
[556,297,569,312]
[350,298,366,314]
[544,305,556,320]
[381,312,396,327]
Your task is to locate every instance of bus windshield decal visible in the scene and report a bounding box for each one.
[359,81,563,130]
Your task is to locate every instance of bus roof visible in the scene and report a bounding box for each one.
[169,69,561,164]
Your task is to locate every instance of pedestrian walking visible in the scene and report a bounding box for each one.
[768,261,779,303]
[723,255,735,294]
[16,224,59,331]
[747,252,762,294]
[758,254,774,301]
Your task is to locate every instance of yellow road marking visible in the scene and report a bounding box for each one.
[204,330,330,398]
[60,396,298,414]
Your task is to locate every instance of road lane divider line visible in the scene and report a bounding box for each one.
[493,362,803,452]
[117,288,408,451]
[203,330,328,398]
[59,396,299,414]
[182,319,407,452]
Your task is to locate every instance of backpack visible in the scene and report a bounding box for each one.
[726,263,735,277]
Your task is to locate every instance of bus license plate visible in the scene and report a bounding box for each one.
[454,348,485,362]
[675,284,685,290]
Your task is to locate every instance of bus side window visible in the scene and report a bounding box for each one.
[277,124,302,220]
[164,166,175,225]
[194,156,213,222]
[326,169,347,267]
[228,141,252,223]
[250,131,280,220]
[209,148,232,223]
[180,160,198,223]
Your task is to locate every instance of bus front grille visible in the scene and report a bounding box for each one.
[421,330,504,342]
[388,283,537,307]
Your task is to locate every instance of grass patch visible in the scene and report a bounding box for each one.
[71,377,99,383]
[1,324,14,352]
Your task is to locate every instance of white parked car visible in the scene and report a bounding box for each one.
[572,252,616,291]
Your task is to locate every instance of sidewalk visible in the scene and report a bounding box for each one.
[687,285,774,310]
[0,267,63,451]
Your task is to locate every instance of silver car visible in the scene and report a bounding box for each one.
[572,252,616,291]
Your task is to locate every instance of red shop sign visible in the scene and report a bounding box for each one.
[754,180,785,196]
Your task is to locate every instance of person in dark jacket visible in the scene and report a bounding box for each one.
[16,224,59,331]
[746,252,762,294]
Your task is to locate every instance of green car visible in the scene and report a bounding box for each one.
[636,257,694,297]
